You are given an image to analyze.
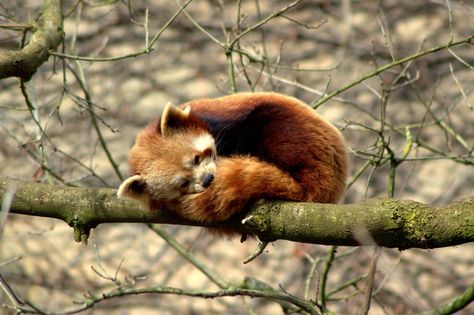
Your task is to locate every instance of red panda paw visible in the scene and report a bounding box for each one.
[174,158,246,223]
[176,183,237,223]
[174,156,302,223]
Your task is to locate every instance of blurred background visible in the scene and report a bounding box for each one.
[0,1,473,314]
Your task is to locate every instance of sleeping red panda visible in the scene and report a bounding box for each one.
[118,92,347,227]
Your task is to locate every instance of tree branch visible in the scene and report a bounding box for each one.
[0,0,63,80]
[311,33,474,108]
[1,178,472,248]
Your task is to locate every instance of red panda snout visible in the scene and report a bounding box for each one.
[201,173,214,188]
[187,158,217,193]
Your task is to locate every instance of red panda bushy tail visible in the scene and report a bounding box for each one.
[177,156,305,222]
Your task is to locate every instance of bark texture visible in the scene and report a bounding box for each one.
[0,0,63,80]
[1,178,473,248]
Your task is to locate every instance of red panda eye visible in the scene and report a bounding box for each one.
[194,155,201,165]
[180,180,190,189]
[202,148,213,158]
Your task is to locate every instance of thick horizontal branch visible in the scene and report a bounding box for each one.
[0,0,63,80]
[1,179,473,249]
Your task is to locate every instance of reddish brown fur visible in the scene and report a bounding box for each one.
[126,92,348,224]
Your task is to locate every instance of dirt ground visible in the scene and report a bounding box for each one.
[0,1,473,314]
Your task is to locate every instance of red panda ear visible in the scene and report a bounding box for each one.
[117,175,150,208]
[160,103,191,137]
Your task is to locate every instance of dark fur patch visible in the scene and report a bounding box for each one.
[130,178,147,194]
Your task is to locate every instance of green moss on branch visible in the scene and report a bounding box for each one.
[1,178,473,248]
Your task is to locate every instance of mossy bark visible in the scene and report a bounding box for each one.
[245,198,474,249]
[1,179,473,248]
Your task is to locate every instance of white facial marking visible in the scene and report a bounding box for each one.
[193,134,216,153]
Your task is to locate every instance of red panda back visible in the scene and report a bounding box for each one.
[181,92,348,203]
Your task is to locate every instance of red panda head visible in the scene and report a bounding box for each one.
[117,103,216,208]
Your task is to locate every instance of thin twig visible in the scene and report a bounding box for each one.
[243,241,269,264]
[312,33,474,108]
[357,247,382,315]
[148,224,228,289]
[68,62,124,181]
[50,0,194,62]
[319,246,337,312]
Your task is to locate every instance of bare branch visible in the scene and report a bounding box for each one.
[1,179,472,249]
[312,33,474,108]
[0,0,63,80]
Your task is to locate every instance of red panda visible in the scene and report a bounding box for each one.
[118,92,347,226]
